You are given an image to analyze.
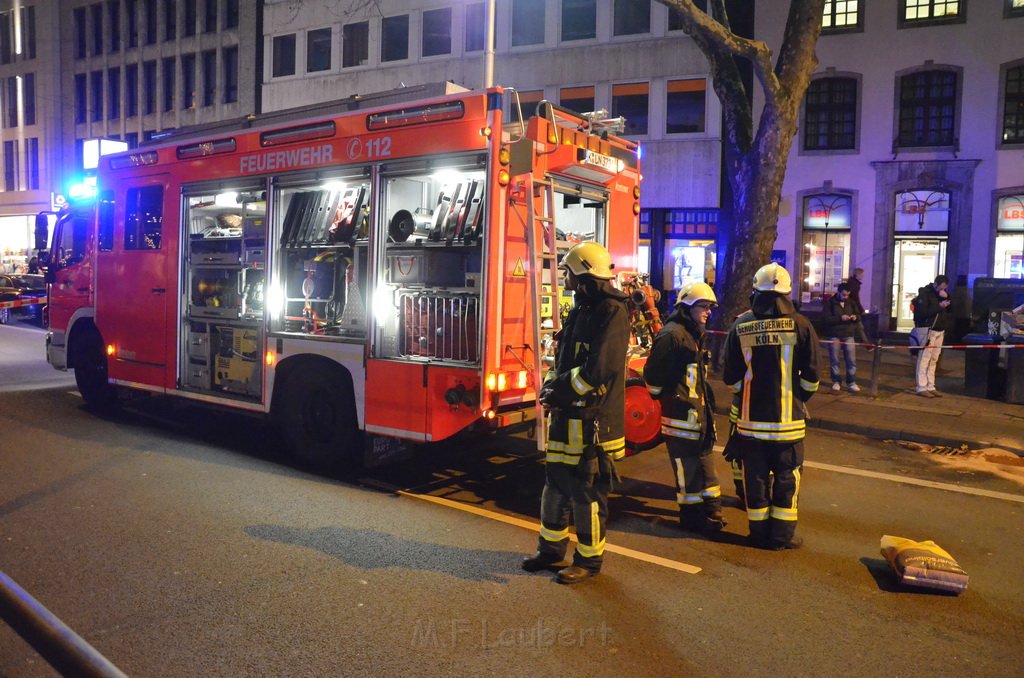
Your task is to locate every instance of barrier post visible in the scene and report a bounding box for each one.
[869,338,883,398]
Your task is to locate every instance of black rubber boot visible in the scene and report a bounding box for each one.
[521,551,564,572]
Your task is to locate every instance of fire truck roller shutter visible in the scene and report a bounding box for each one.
[272,356,362,470]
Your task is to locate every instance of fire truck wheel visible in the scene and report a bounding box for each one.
[277,364,361,471]
[623,377,662,455]
[74,330,116,410]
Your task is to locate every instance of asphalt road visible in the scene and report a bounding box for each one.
[1,323,1023,677]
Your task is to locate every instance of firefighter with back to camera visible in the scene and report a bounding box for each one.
[643,281,725,535]
[723,263,821,550]
[522,241,630,585]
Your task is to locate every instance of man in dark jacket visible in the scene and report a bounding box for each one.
[823,282,865,393]
[643,281,724,535]
[912,274,952,397]
[522,241,630,585]
[723,263,820,550]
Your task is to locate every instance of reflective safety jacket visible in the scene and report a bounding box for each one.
[643,308,716,444]
[543,278,630,465]
[723,292,821,442]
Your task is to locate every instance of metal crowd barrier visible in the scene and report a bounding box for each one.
[0,570,127,677]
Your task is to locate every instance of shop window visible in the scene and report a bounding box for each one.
[662,209,718,291]
[804,77,857,150]
[612,82,649,136]
[995,195,1024,279]
[562,0,596,41]
[666,78,706,134]
[822,1,861,33]
[124,186,163,250]
[799,193,852,304]
[560,85,594,115]
[1001,63,1024,145]
[614,0,650,36]
[343,21,369,67]
[510,90,543,124]
[1008,0,1024,18]
[272,34,296,77]
[512,0,544,47]
[422,8,451,57]
[897,69,957,148]
[381,15,409,62]
[899,0,965,28]
[306,28,331,72]
[465,3,485,52]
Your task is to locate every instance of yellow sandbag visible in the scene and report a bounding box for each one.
[880,535,969,594]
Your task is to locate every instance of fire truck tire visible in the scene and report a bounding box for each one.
[623,376,662,454]
[277,363,361,470]
[74,329,116,410]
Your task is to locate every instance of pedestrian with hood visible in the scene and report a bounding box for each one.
[723,263,821,550]
[643,281,725,536]
[912,274,953,397]
[521,242,630,584]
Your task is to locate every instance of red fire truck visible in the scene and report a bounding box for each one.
[43,83,650,468]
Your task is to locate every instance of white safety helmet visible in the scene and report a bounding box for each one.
[559,241,615,280]
[676,281,718,307]
[752,263,792,295]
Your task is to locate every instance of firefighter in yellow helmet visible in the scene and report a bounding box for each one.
[723,263,821,550]
[522,241,630,584]
[643,281,725,535]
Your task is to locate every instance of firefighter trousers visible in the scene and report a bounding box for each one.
[736,437,804,547]
[665,438,722,529]
[536,459,610,573]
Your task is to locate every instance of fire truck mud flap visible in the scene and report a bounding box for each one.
[624,376,662,454]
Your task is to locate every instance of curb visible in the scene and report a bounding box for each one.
[807,417,1024,457]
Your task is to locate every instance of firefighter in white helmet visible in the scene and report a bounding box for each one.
[723,263,821,550]
[643,281,725,535]
[522,241,630,584]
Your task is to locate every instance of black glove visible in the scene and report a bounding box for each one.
[539,382,556,408]
[575,446,599,480]
[722,437,744,463]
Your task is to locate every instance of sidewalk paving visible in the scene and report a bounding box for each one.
[710,343,1024,455]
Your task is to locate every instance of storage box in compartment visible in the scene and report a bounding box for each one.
[185,360,210,389]
[387,250,466,287]
[190,236,242,264]
[190,269,242,319]
[187,325,210,359]
[399,293,479,361]
[214,327,261,396]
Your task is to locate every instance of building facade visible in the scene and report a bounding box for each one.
[259,0,726,296]
[0,0,259,271]
[760,0,1024,331]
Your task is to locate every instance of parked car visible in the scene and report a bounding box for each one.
[0,273,47,324]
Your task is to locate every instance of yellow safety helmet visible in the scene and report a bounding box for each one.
[752,262,792,294]
[676,281,718,307]
[559,241,615,279]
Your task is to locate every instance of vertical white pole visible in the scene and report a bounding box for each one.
[484,0,496,88]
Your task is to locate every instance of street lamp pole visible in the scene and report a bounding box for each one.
[484,0,496,88]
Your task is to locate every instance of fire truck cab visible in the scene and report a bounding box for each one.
[44,83,642,468]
